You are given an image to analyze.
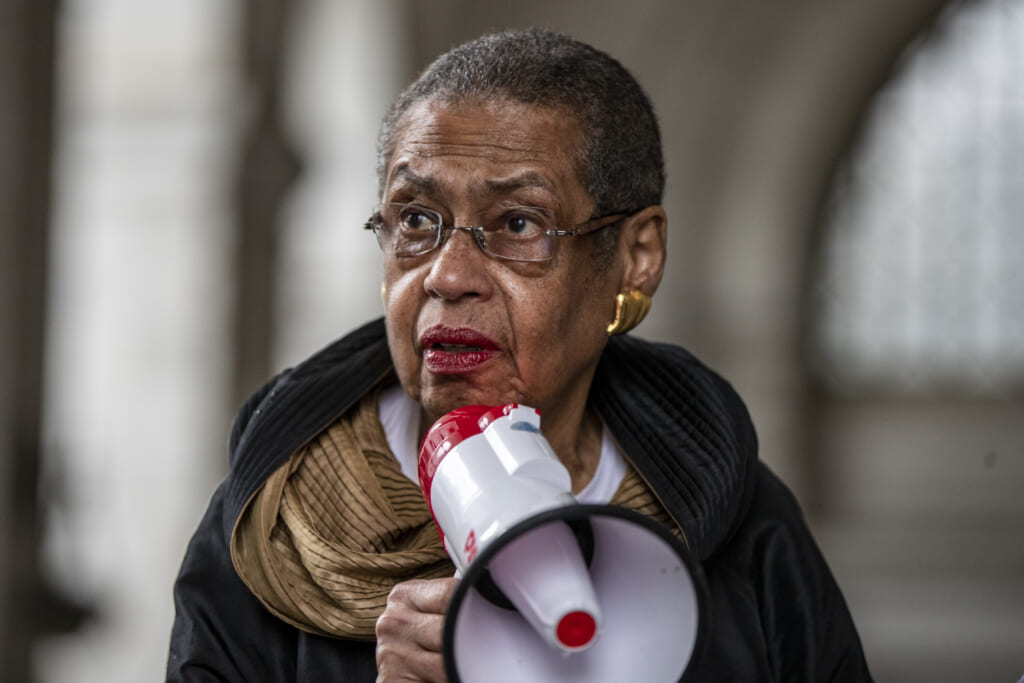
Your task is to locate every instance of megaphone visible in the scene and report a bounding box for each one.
[419,403,707,683]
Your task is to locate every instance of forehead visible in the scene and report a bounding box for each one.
[384,97,588,204]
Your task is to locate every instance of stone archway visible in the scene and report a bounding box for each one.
[800,2,1024,679]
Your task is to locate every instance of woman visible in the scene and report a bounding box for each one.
[168,29,872,682]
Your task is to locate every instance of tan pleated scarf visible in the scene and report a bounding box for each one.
[231,390,681,640]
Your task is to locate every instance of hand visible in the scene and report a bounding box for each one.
[375,577,457,682]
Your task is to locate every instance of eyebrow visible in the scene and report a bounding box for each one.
[389,167,440,195]
[388,166,556,201]
[482,171,556,196]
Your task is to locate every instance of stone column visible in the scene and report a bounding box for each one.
[0,0,60,680]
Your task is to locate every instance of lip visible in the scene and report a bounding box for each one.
[419,325,499,374]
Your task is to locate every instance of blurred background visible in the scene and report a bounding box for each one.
[2,0,1022,680]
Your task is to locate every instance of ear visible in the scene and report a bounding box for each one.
[618,206,667,296]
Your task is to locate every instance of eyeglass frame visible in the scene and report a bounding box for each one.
[363,202,637,263]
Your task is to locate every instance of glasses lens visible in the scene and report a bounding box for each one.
[380,203,442,256]
[479,206,555,262]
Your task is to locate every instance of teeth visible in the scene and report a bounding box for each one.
[435,343,482,352]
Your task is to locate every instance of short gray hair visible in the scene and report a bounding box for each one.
[376,28,665,216]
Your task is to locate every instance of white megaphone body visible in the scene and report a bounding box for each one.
[418,403,707,683]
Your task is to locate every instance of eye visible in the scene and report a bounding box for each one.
[498,209,548,237]
[397,206,438,232]
[506,216,532,234]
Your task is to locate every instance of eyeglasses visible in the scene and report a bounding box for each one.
[364,202,632,263]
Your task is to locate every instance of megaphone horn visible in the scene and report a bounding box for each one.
[419,403,707,683]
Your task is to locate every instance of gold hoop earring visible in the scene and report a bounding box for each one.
[606,289,652,336]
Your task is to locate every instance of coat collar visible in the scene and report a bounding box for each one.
[223,318,758,560]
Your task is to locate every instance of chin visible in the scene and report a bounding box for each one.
[420,383,514,420]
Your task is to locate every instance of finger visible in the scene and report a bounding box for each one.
[375,638,447,682]
[376,603,446,652]
[392,577,458,616]
[376,590,450,682]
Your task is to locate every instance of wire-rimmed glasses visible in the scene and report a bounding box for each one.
[364,202,632,263]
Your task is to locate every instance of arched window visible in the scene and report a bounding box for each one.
[807,4,1024,678]
[813,0,1024,395]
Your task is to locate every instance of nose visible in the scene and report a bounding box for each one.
[423,226,492,301]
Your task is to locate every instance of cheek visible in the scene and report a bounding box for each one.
[509,276,608,363]
[383,259,429,316]
[552,261,615,329]
[383,266,426,393]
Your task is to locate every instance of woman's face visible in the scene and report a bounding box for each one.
[380,97,624,428]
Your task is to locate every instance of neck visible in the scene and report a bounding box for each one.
[549,407,603,494]
[528,398,603,495]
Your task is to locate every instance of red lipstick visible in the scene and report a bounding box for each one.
[420,326,499,374]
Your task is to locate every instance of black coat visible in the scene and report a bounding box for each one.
[167,318,872,681]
